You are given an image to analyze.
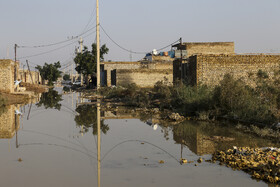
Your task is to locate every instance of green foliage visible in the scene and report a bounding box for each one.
[171,83,213,115]
[74,43,109,84]
[99,71,280,126]
[62,86,71,92]
[213,74,276,124]
[75,105,109,135]
[63,74,70,81]
[36,89,63,110]
[36,62,62,86]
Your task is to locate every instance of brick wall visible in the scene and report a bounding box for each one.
[186,54,280,86]
[116,69,173,88]
[0,60,19,93]
[102,61,173,87]
[183,42,235,57]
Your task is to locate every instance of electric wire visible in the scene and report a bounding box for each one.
[18,29,96,60]
[100,24,181,54]
[18,26,97,49]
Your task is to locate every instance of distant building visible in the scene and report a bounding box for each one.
[101,58,173,88]
[173,42,280,86]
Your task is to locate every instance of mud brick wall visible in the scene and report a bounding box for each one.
[0,60,19,93]
[188,54,280,86]
[184,42,235,57]
[116,69,173,88]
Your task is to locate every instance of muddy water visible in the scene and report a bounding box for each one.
[0,88,279,187]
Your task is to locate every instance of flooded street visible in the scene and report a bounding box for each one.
[0,88,279,187]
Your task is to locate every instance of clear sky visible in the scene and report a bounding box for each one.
[1,0,280,70]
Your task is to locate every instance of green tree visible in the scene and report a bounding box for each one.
[36,62,62,86]
[63,74,71,81]
[36,89,63,110]
[74,43,109,86]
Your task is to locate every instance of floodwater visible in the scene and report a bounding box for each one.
[0,88,279,187]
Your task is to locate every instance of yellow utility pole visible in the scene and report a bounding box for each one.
[96,0,100,89]
[97,102,101,187]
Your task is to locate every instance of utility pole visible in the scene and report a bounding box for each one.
[14,44,17,82]
[26,60,34,84]
[180,38,183,82]
[79,37,84,86]
[97,102,101,187]
[96,0,101,89]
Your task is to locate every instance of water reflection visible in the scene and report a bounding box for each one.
[0,91,279,187]
[36,88,63,110]
[75,104,109,135]
[0,105,20,139]
[172,121,280,156]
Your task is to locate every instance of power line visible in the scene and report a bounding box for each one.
[100,24,181,55]
[17,26,97,49]
[18,30,96,60]
[81,4,96,34]
[100,25,147,54]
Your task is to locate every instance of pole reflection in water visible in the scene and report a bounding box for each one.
[97,102,101,187]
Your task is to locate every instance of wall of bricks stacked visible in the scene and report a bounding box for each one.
[186,54,280,86]
[184,42,235,57]
[0,60,19,93]
[116,69,173,88]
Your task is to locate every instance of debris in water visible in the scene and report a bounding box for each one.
[18,158,22,162]
[159,160,165,164]
[212,146,280,184]
[180,158,188,164]
[197,157,203,163]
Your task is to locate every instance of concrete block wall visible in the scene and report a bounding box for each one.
[116,69,173,88]
[187,54,280,86]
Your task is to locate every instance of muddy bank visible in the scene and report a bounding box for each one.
[0,84,48,105]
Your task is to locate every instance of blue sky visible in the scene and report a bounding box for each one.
[1,0,280,69]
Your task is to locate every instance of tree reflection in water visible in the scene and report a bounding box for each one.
[75,104,109,135]
[36,89,63,110]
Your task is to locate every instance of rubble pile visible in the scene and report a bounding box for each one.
[212,147,280,183]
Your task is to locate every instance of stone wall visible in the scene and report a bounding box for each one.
[183,42,235,57]
[186,54,280,86]
[0,60,19,93]
[116,69,173,88]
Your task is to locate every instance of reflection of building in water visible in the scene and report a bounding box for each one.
[102,109,139,120]
[173,124,215,156]
[0,105,20,139]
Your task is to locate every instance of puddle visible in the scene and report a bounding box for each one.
[0,88,278,187]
